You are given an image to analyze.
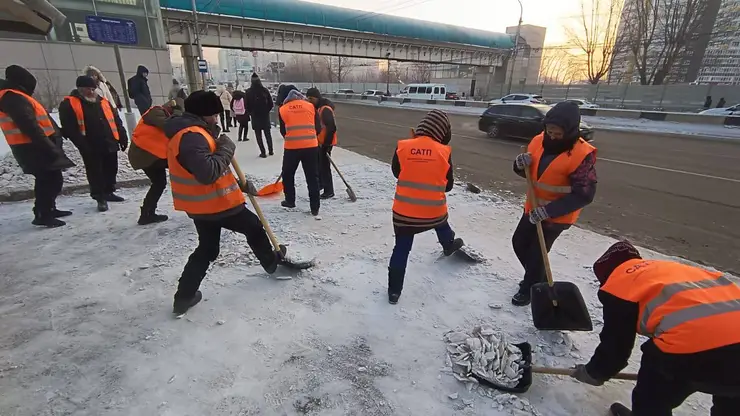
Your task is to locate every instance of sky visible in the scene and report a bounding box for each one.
[172,0,582,64]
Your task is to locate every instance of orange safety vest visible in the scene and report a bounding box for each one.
[63,95,120,141]
[317,105,337,146]
[0,89,55,145]
[279,100,318,150]
[132,107,169,159]
[167,125,245,215]
[392,136,451,219]
[524,133,596,224]
[602,259,740,354]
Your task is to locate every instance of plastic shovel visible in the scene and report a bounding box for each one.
[256,174,284,196]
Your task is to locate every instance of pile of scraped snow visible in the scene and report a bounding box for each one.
[0,127,711,415]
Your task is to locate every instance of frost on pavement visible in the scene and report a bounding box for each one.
[0,128,711,415]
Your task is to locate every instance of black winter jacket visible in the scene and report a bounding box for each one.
[58,90,127,154]
[315,98,337,148]
[127,65,152,112]
[163,113,244,220]
[0,78,74,174]
[245,80,273,130]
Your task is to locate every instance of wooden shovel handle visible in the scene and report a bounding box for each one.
[531,366,639,381]
[521,146,556,290]
[326,154,350,188]
[231,158,281,251]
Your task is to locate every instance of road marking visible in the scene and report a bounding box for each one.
[338,115,740,184]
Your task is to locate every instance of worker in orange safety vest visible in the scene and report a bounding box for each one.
[387,109,464,305]
[59,75,128,213]
[128,98,184,225]
[570,241,740,416]
[0,65,75,227]
[306,87,337,199]
[510,101,597,307]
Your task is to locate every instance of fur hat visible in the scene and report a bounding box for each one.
[593,241,642,285]
[184,90,223,117]
[76,75,97,89]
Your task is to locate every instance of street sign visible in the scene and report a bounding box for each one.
[198,59,208,73]
[85,16,137,45]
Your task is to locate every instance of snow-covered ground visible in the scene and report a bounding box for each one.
[334,99,740,140]
[0,127,714,415]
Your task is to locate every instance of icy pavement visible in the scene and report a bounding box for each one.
[334,99,740,140]
[0,127,713,415]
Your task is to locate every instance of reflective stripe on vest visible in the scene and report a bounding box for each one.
[279,100,318,149]
[64,95,120,141]
[601,259,740,354]
[317,105,338,146]
[167,125,245,215]
[392,136,451,219]
[131,107,169,159]
[524,133,596,224]
[0,89,56,145]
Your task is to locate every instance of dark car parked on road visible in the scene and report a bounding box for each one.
[478,103,594,142]
[445,91,459,100]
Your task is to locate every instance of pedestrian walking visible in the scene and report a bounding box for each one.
[571,241,740,416]
[129,98,184,225]
[246,74,275,157]
[127,65,152,114]
[387,110,463,304]
[163,90,283,316]
[306,87,337,199]
[0,65,75,227]
[216,85,232,132]
[510,101,597,306]
[231,89,250,142]
[704,95,712,110]
[278,89,321,215]
[168,79,188,101]
[59,75,128,212]
[717,97,726,108]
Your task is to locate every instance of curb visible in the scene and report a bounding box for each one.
[0,178,151,203]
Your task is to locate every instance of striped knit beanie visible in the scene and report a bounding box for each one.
[415,109,451,143]
[593,241,641,285]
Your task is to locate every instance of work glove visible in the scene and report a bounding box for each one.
[570,364,605,386]
[515,152,532,170]
[119,136,129,152]
[242,179,258,196]
[215,134,236,159]
[528,206,550,224]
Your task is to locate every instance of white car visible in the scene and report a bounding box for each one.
[489,93,546,105]
[362,89,386,97]
[565,99,599,109]
[699,105,739,116]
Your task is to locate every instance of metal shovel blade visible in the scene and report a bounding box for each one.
[345,187,357,202]
[530,281,593,331]
[455,245,486,263]
[468,342,533,393]
[277,244,315,270]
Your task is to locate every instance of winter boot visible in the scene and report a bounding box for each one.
[609,403,632,416]
[32,215,66,228]
[511,288,532,307]
[262,251,280,274]
[442,238,464,256]
[281,200,296,209]
[97,199,109,212]
[51,208,73,218]
[137,207,169,225]
[259,153,267,158]
[320,192,335,199]
[173,290,203,316]
[105,193,125,202]
[387,267,406,304]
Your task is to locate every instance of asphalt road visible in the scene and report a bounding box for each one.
[332,101,740,275]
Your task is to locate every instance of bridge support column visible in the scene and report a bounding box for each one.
[181,44,202,93]
[471,66,494,100]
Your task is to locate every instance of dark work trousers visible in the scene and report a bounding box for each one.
[318,145,334,194]
[219,111,231,132]
[254,128,274,156]
[511,213,566,294]
[175,208,276,300]
[388,222,455,293]
[32,170,64,216]
[237,121,249,141]
[631,341,740,416]
[141,159,167,211]
[282,147,320,212]
[81,148,119,200]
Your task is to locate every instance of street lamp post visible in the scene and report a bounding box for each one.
[506,0,523,95]
[190,0,207,89]
[386,53,391,95]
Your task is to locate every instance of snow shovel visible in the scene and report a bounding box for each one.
[326,154,357,202]
[524,160,593,331]
[231,158,315,270]
[256,174,283,196]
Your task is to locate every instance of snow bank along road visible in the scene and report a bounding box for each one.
[0,127,711,415]
[334,101,740,276]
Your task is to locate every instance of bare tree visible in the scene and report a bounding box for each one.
[565,0,624,84]
[538,48,583,84]
[317,56,356,83]
[405,63,432,83]
[35,70,62,111]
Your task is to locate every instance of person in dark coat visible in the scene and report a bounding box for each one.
[717,97,726,108]
[59,76,128,212]
[704,95,712,109]
[127,65,152,114]
[0,65,75,227]
[230,89,250,142]
[306,87,337,199]
[510,101,597,306]
[245,73,274,157]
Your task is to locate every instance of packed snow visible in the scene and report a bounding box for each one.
[0,126,715,415]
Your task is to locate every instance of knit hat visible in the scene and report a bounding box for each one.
[415,109,451,144]
[306,87,321,99]
[5,65,37,94]
[593,241,641,285]
[184,90,224,117]
[76,75,97,89]
[251,72,259,80]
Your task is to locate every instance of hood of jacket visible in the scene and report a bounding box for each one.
[276,84,298,105]
[250,78,264,89]
[84,65,106,83]
[283,89,306,104]
[316,97,335,110]
[163,112,214,140]
[543,101,581,140]
[4,66,37,95]
[136,65,149,77]
[216,85,226,94]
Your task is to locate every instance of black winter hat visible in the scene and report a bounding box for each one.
[306,87,321,99]
[76,75,97,89]
[5,65,37,94]
[184,90,224,117]
[543,101,581,140]
[593,241,642,285]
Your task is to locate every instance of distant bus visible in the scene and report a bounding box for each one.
[398,83,448,100]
